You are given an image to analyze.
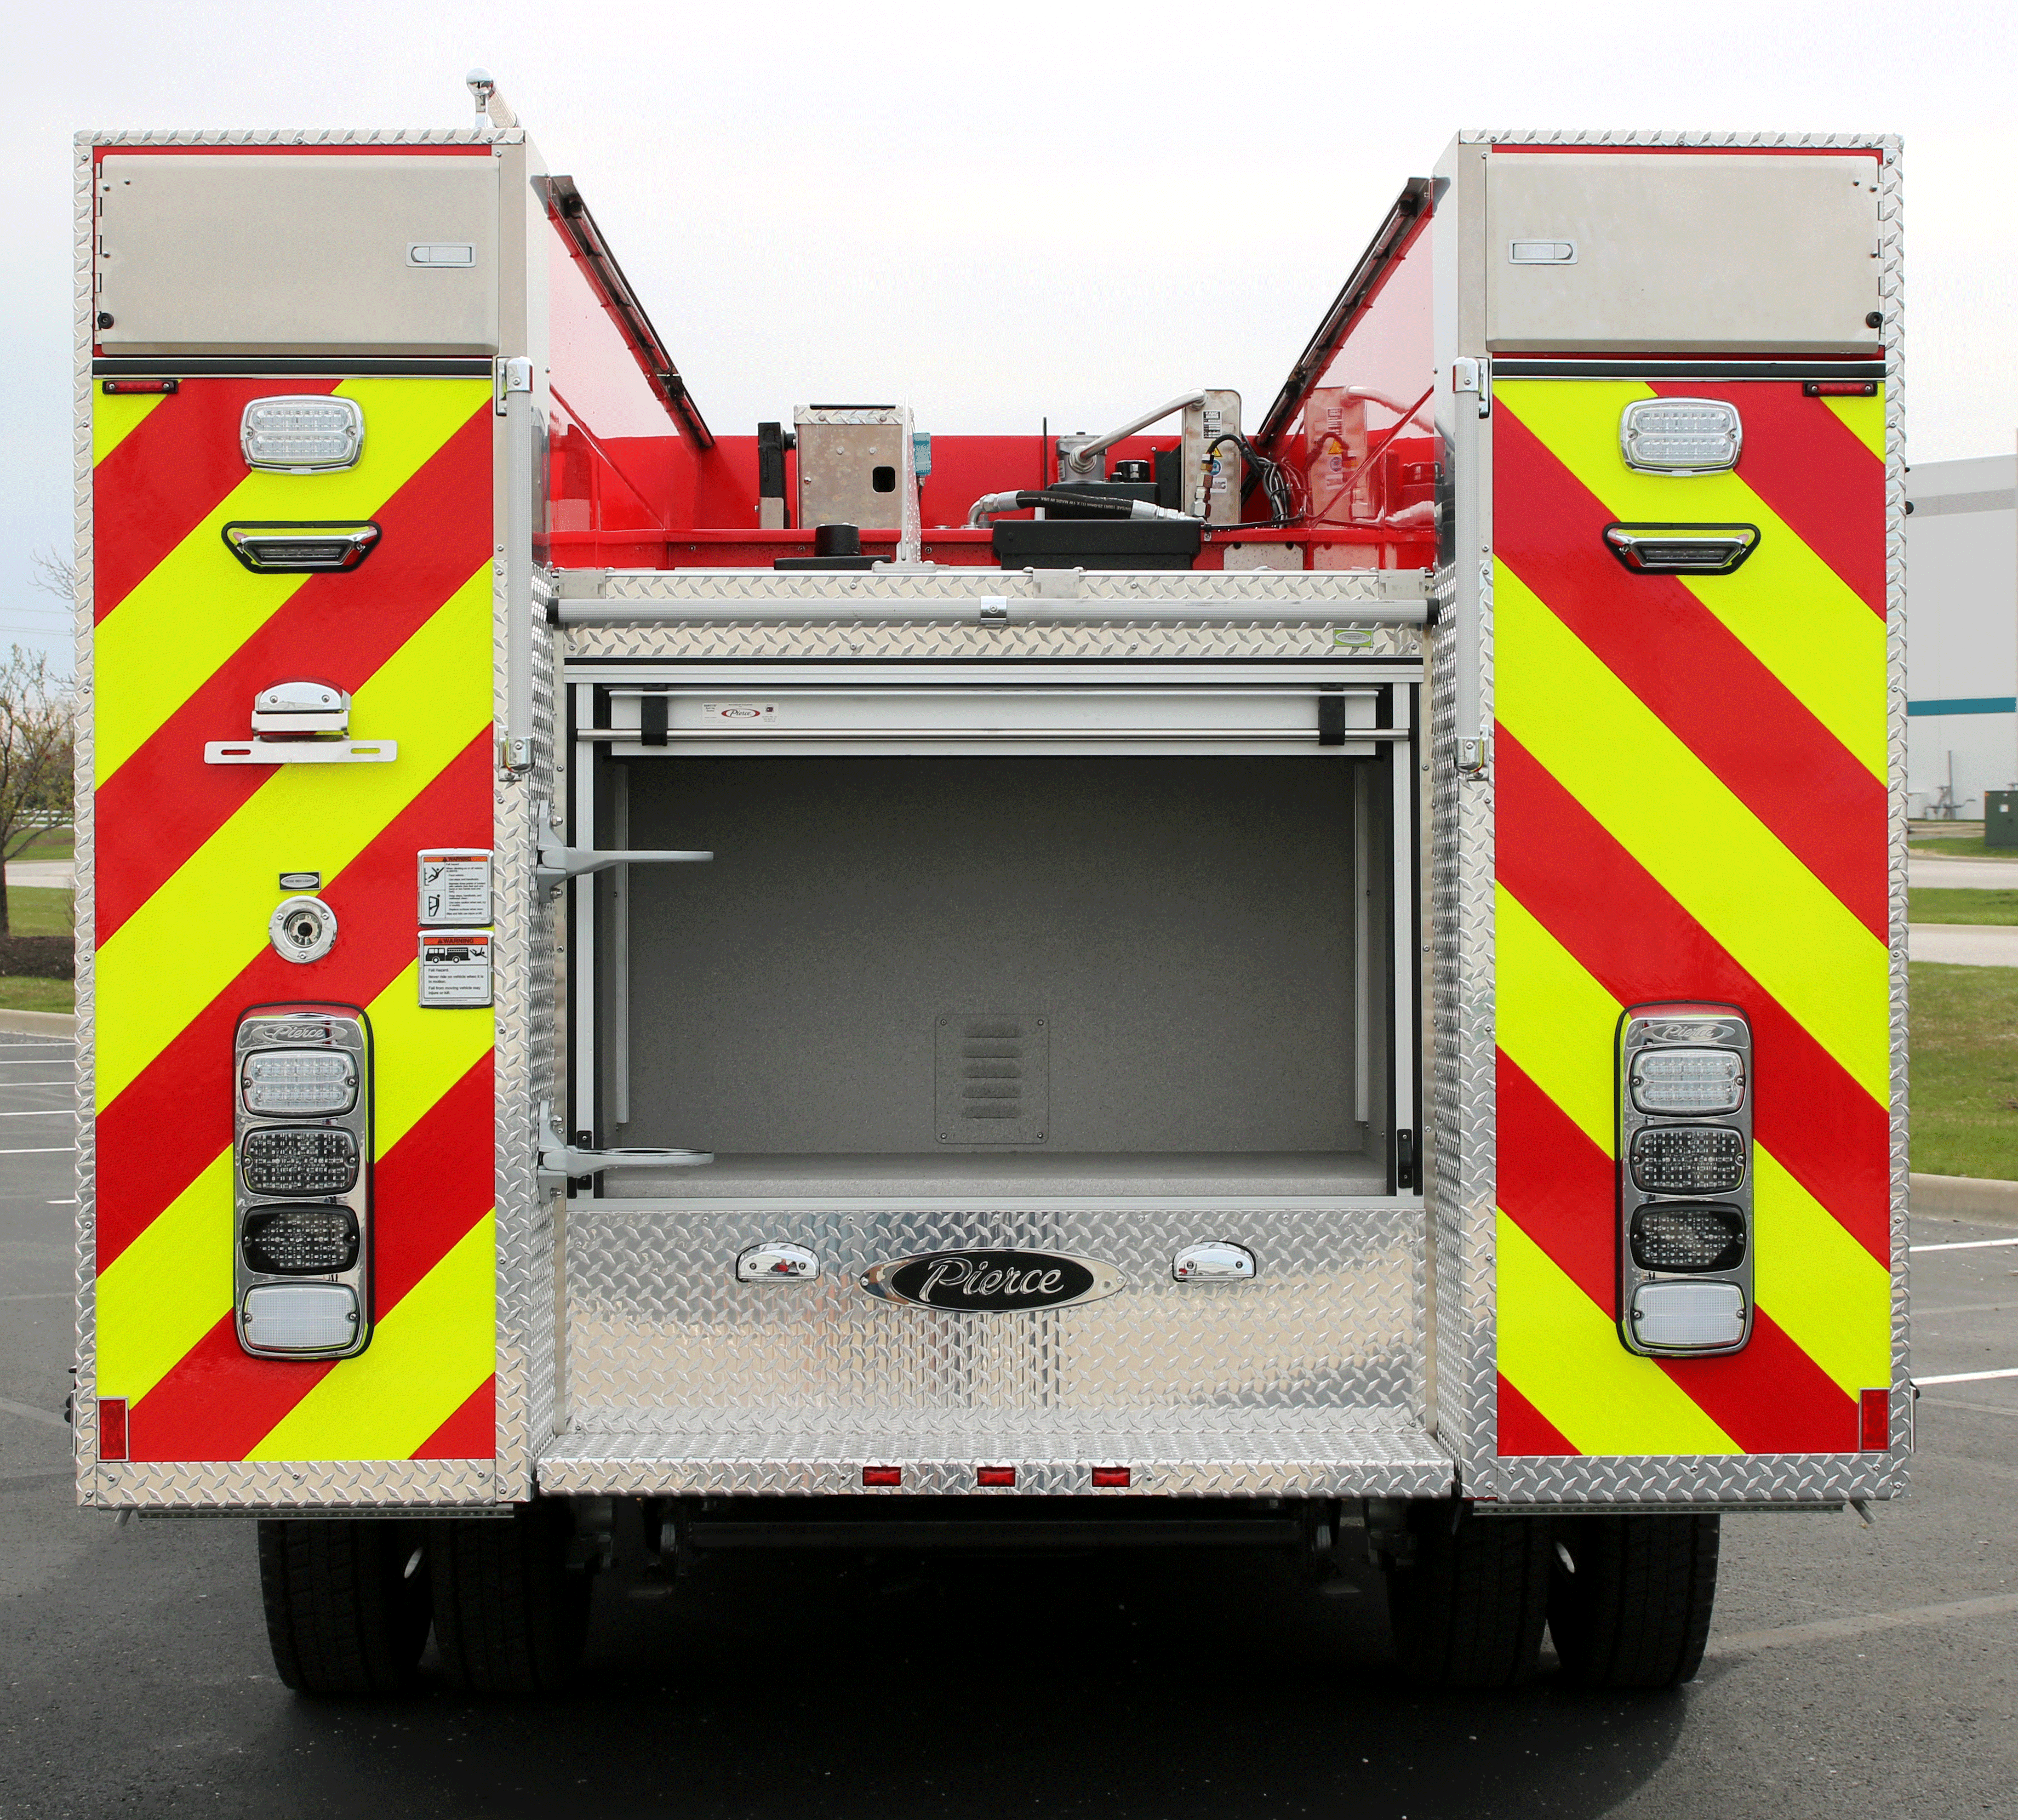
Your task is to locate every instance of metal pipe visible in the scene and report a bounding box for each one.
[1061,390,1207,477]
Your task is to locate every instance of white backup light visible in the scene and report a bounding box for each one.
[241,1048,357,1116]
[1629,1281,1746,1350]
[1629,1046,1745,1116]
[1619,398,1742,475]
[241,396,365,473]
[241,1283,360,1351]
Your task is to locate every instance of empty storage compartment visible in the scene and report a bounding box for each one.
[597,751,1401,1197]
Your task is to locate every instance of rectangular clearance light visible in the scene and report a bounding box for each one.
[862,1467,902,1488]
[241,1048,357,1117]
[976,1467,1017,1488]
[1091,1467,1131,1488]
[241,396,365,473]
[1620,398,1741,475]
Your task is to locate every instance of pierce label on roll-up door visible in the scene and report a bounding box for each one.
[418,848,493,926]
[418,929,493,1007]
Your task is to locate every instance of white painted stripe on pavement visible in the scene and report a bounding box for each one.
[1913,1236,2018,1252]
[0,1147,76,1155]
[1707,1591,2018,1658]
[1916,1368,2018,1386]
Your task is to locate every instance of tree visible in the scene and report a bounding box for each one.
[0,646,75,936]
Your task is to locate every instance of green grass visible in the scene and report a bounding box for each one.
[9,825,73,865]
[1909,835,2014,858]
[0,978,73,1013]
[1911,888,2018,926]
[1,887,72,937]
[1911,961,2018,1178]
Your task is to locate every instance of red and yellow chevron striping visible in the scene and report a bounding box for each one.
[1491,378,1891,1461]
[89,378,499,1468]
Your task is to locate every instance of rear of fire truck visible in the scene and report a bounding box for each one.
[72,106,1906,1697]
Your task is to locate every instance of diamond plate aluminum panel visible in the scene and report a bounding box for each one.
[72,133,99,1504]
[563,623,1421,664]
[491,585,561,1500]
[551,1200,1437,1496]
[583,569,1427,604]
[539,1408,1454,1499]
[1479,1452,1902,1507]
[96,1459,504,1511]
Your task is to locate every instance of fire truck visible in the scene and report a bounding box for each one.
[72,79,1906,1696]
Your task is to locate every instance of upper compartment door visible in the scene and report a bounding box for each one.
[1484,152,1882,355]
[96,152,500,356]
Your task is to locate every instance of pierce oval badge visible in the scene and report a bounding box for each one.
[861,1248,1123,1311]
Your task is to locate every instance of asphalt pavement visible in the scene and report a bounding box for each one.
[2,1030,2014,1819]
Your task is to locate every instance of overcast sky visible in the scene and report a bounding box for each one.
[7,0,2014,668]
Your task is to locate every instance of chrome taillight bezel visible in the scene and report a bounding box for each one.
[1616,1002,1755,1358]
[233,1005,373,1360]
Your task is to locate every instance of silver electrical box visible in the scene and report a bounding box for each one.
[793,404,918,533]
[95,153,501,355]
[1483,152,1882,355]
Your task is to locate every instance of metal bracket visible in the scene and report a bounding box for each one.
[538,1100,711,1189]
[1454,734,1491,779]
[536,845,712,891]
[494,353,534,418]
[1451,356,1491,419]
[205,738,396,766]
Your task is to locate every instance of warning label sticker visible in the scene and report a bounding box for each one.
[418,930,493,1008]
[419,848,493,927]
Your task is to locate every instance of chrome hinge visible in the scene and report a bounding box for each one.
[1451,356,1491,419]
[1455,735,1491,779]
[494,354,534,417]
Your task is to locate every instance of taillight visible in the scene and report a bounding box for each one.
[235,1007,373,1361]
[1616,1004,1754,1357]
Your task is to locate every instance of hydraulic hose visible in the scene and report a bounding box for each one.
[966,489,1200,528]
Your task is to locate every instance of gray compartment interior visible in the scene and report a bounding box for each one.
[602,755,1390,1185]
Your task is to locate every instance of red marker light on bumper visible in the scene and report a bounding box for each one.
[976,1466,1016,1487]
[1091,1466,1131,1487]
[862,1466,901,1487]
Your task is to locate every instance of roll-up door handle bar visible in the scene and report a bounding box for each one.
[536,845,712,889]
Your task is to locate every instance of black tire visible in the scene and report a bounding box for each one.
[430,1500,591,1694]
[1386,1503,1552,1688]
[258,1519,432,1696]
[1548,1513,1719,1689]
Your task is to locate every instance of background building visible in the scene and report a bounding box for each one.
[1906,450,2018,817]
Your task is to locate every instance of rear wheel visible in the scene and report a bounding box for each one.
[430,1500,591,1694]
[1385,1502,1552,1688]
[258,1519,432,1696]
[1547,1513,1719,1689]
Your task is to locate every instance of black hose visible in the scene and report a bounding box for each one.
[1010,489,1143,517]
